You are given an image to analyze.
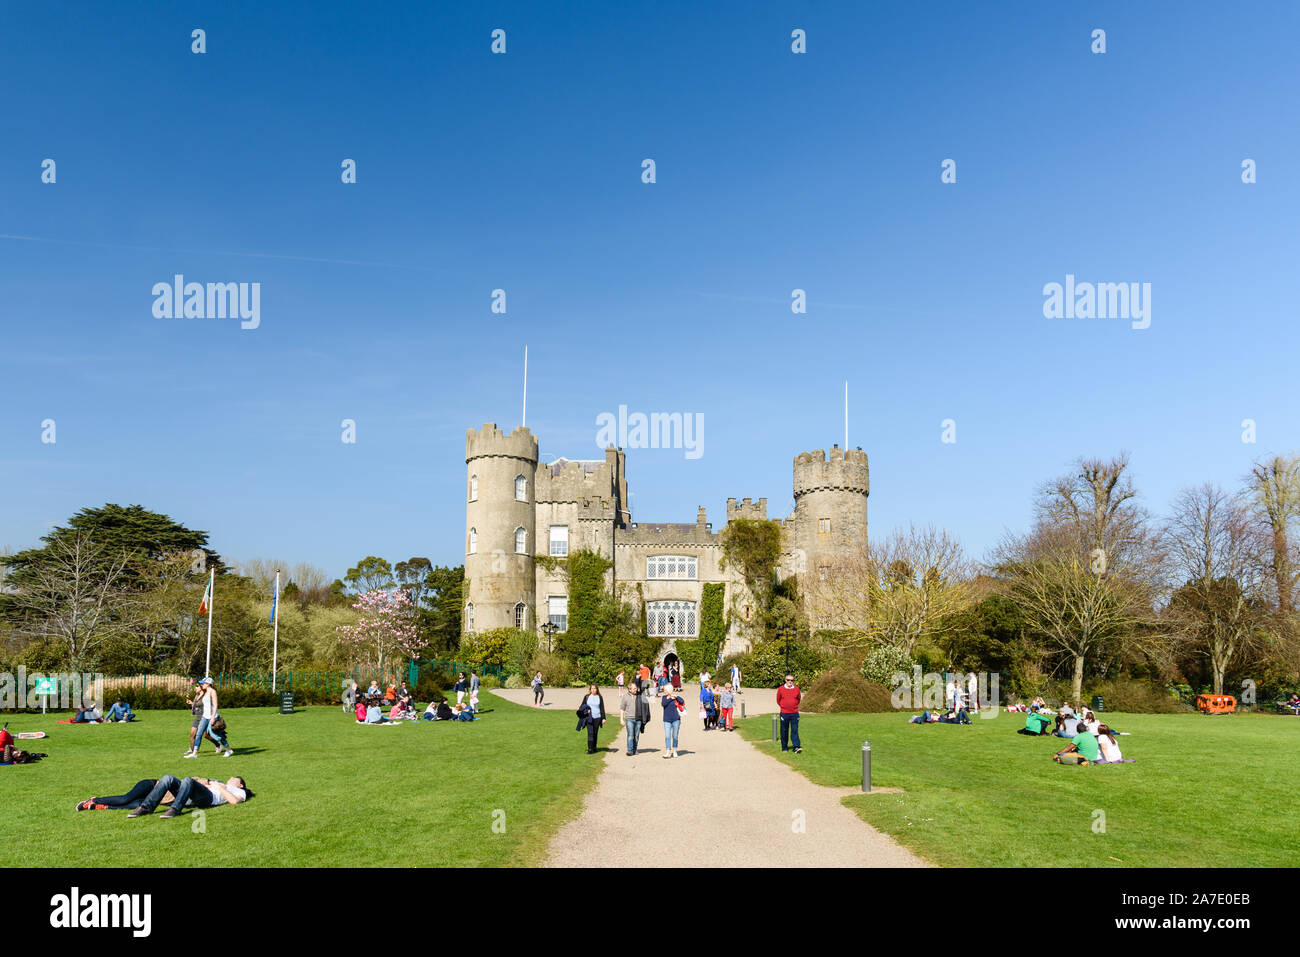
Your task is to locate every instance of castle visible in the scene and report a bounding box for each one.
[463,423,869,663]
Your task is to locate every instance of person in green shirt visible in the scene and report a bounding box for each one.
[1018,708,1052,735]
[1054,728,1099,764]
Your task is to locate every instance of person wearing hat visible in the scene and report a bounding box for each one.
[106,697,135,722]
[185,677,232,758]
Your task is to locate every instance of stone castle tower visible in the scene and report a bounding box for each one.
[464,424,539,633]
[786,445,870,581]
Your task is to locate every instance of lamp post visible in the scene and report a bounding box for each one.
[541,621,557,652]
[778,625,794,673]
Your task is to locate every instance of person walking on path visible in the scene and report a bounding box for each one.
[671,664,682,691]
[616,669,625,692]
[579,684,606,754]
[719,683,736,731]
[699,680,715,732]
[620,680,650,755]
[454,672,469,705]
[470,670,481,704]
[186,677,231,758]
[776,673,802,753]
[731,663,742,694]
[660,684,684,758]
[532,671,545,706]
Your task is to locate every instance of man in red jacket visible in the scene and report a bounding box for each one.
[775,673,802,753]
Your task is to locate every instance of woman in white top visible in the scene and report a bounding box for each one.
[186,678,231,758]
[1096,724,1123,762]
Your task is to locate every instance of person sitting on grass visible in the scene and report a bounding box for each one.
[1285,693,1299,715]
[1018,706,1053,736]
[355,700,368,722]
[1054,711,1081,738]
[72,702,103,723]
[1053,725,1101,765]
[365,698,387,723]
[106,698,135,723]
[909,709,939,724]
[1095,724,1124,763]
[452,702,476,721]
[123,775,250,818]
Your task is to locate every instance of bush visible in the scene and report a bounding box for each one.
[504,673,527,690]
[459,628,516,666]
[860,645,917,687]
[531,650,574,687]
[1083,677,1189,714]
[414,670,452,704]
[802,669,897,713]
[719,641,831,689]
[477,674,501,691]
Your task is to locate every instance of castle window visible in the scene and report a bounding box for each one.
[549,525,569,557]
[647,600,697,638]
[647,555,697,580]
[818,517,831,535]
[515,474,527,502]
[465,602,475,632]
[514,602,527,630]
[468,528,477,554]
[469,474,478,502]
[515,526,527,554]
[547,595,568,632]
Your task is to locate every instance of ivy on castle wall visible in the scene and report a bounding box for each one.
[673,582,726,678]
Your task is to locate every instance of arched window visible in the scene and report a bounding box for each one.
[468,528,477,554]
[514,526,527,554]
[514,602,527,630]
[646,600,698,638]
[514,474,527,502]
[469,474,478,502]
[465,603,475,632]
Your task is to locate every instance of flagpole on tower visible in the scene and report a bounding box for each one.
[271,570,280,693]
[844,380,849,450]
[522,345,528,428]
[204,568,214,677]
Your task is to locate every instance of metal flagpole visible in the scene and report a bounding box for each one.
[204,568,214,677]
[522,345,528,427]
[844,380,848,450]
[271,570,280,693]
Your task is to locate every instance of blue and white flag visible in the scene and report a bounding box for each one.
[269,575,279,626]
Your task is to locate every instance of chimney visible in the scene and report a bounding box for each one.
[697,506,707,526]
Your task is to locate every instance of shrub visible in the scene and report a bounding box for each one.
[719,641,831,689]
[504,673,527,690]
[459,628,515,666]
[1083,677,1189,714]
[802,669,897,713]
[477,674,501,690]
[860,645,916,687]
[531,650,574,687]
[414,670,452,704]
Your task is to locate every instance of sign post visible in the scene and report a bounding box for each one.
[32,676,58,715]
[280,690,294,715]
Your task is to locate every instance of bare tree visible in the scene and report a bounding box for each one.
[1246,454,1300,613]
[2,531,138,669]
[809,523,975,655]
[996,525,1152,703]
[1163,484,1270,694]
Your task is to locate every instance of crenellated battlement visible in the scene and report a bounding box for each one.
[793,445,869,498]
[726,496,768,522]
[466,423,539,463]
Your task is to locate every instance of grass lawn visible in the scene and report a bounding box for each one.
[737,710,1300,867]
[1,694,619,867]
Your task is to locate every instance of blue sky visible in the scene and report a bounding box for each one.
[2,1,1297,581]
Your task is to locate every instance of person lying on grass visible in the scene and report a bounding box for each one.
[127,775,249,817]
[1053,726,1100,765]
[73,703,104,723]
[2,742,47,764]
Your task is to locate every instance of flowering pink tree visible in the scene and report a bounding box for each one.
[336,589,422,676]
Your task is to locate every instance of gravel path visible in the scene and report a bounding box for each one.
[492,685,929,868]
